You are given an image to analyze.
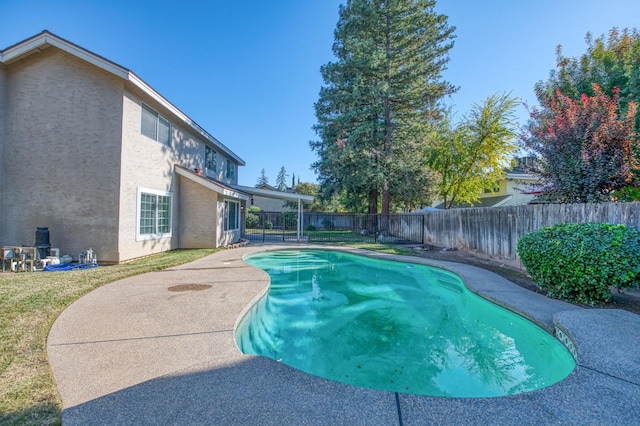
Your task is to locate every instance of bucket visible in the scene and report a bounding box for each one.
[35,227,51,259]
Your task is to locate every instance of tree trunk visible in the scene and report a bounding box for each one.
[368,189,378,214]
[381,2,392,224]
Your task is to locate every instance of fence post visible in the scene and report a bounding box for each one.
[374,214,379,243]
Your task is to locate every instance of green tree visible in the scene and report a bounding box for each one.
[276,166,289,191]
[428,94,520,209]
[291,182,318,197]
[537,28,640,130]
[311,0,456,214]
[283,182,325,212]
[256,168,269,187]
[532,28,640,199]
[245,206,261,228]
[522,84,637,202]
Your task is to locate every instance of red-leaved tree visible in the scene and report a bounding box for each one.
[523,84,637,202]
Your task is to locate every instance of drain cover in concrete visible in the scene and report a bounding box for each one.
[168,284,212,292]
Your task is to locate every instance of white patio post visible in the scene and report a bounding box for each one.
[297,198,302,240]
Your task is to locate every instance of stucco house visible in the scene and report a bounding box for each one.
[474,157,541,207]
[0,31,253,263]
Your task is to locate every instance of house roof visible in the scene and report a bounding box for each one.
[175,166,250,200]
[505,169,537,181]
[434,195,513,209]
[231,184,314,203]
[0,30,245,166]
[256,183,279,192]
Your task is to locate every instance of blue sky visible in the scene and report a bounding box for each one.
[2,1,640,186]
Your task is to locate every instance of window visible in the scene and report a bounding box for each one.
[158,116,170,145]
[137,188,172,240]
[226,160,235,181]
[224,200,239,231]
[141,104,171,146]
[205,146,217,173]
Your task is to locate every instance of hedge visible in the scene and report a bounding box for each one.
[517,222,640,304]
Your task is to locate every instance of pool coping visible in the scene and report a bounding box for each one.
[47,243,640,425]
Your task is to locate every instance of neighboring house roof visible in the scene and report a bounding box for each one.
[505,169,537,180]
[256,183,279,191]
[175,166,250,200]
[434,195,513,210]
[411,207,440,213]
[0,30,245,166]
[231,184,314,203]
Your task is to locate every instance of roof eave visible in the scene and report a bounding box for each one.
[175,166,250,200]
[231,184,315,203]
[1,30,129,79]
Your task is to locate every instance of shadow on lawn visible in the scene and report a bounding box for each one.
[0,403,60,426]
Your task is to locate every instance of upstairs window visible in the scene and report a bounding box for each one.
[205,146,217,174]
[141,104,171,146]
[226,160,236,181]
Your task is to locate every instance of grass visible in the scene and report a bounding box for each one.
[326,241,417,256]
[0,248,217,426]
[246,229,405,245]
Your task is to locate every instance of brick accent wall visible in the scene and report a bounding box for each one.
[177,176,218,248]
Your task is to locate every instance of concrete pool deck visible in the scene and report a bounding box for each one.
[47,243,640,425]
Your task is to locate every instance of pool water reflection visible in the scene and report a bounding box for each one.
[235,249,575,397]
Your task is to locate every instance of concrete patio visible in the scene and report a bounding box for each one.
[47,244,640,425]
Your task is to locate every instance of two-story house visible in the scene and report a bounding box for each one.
[0,31,251,263]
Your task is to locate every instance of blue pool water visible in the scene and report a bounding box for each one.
[235,249,575,397]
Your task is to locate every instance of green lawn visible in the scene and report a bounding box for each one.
[0,249,216,426]
[245,228,380,243]
[325,241,416,256]
[307,229,376,242]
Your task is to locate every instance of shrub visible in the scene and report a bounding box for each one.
[282,211,297,228]
[264,220,273,230]
[306,224,317,231]
[321,217,334,230]
[245,213,259,229]
[517,222,640,304]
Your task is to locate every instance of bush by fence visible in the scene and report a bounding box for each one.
[517,222,640,304]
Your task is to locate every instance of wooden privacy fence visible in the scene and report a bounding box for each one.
[417,202,640,266]
[243,202,640,267]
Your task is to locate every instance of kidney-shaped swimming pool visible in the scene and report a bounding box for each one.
[235,249,575,397]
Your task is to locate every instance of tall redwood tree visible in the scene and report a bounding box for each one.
[311,0,456,214]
